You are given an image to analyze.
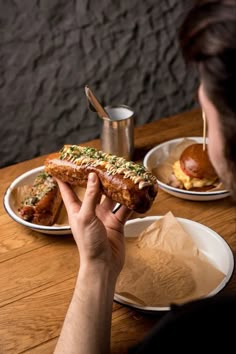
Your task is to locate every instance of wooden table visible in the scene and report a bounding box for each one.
[0,108,235,353]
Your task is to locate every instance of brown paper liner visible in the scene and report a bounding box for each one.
[116,212,225,307]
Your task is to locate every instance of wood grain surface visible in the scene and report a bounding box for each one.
[0,108,235,354]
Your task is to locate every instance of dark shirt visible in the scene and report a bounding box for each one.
[129,294,236,352]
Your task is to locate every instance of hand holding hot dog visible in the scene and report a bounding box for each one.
[56,172,132,278]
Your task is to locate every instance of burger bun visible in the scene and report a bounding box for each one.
[180,143,217,179]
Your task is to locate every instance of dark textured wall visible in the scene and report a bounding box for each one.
[0,0,197,168]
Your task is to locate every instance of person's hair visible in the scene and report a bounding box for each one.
[179,0,236,167]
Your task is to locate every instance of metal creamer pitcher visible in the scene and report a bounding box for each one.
[85,86,134,160]
[100,104,134,160]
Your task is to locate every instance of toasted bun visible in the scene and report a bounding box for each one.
[179,143,217,179]
[44,145,158,214]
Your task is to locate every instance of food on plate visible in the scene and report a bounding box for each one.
[18,171,62,225]
[169,143,219,191]
[44,145,158,213]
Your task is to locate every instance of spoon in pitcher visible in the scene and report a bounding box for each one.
[85,85,110,119]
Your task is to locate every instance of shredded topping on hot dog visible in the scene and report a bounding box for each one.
[59,145,157,189]
[21,172,57,207]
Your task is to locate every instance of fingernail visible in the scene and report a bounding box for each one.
[88,172,96,183]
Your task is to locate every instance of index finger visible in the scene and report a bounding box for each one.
[56,179,82,214]
[79,172,102,219]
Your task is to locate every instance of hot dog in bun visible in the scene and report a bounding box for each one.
[44,145,158,213]
[18,171,62,225]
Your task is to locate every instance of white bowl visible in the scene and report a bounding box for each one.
[143,137,230,201]
[114,216,234,312]
[3,166,72,235]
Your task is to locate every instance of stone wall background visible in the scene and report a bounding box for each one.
[0,0,198,168]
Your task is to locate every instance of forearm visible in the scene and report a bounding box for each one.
[54,264,116,354]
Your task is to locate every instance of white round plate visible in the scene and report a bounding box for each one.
[3,166,72,235]
[143,137,230,201]
[114,216,234,312]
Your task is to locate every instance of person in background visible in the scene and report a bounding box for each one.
[54,1,236,353]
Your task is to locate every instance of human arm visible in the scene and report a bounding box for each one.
[54,172,131,354]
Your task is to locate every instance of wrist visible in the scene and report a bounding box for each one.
[78,264,118,290]
[55,260,116,354]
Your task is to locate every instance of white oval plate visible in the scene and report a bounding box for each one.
[143,137,230,201]
[114,216,234,312]
[3,166,121,235]
[3,166,72,235]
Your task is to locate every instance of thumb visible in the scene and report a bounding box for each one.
[80,173,101,219]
